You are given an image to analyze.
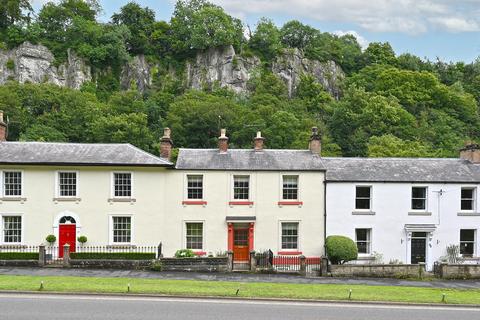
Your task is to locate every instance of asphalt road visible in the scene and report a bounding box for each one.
[0,293,478,320]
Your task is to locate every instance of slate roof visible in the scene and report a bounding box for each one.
[0,142,172,167]
[175,149,325,171]
[323,157,480,183]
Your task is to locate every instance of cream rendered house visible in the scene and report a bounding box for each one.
[0,138,172,257]
[165,129,326,262]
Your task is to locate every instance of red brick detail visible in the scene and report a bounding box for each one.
[228,201,254,206]
[277,251,303,255]
[248,223,254,251]
[277,201,303,206]
[182,200,207,205]
[227,223,234,251]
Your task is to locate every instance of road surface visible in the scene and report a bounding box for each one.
[0,293,478,320]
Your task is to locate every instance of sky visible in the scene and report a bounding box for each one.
[32,0,480,63]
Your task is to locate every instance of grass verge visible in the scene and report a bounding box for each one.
[0,275,479,305]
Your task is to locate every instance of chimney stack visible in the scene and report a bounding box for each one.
[160,127,173,160]
[0,111,7,142]
[218,128,229,153]
[309,127,321,155]
[254,131,265,151]
[460,143,480,164]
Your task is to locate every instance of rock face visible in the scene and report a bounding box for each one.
[120,54,151,92]
[186,45,344,98]
[0,42,91,89]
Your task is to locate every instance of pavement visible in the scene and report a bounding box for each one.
[0,293,479,320]
[1,267,480,289]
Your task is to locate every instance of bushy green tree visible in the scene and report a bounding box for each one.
[326,235,358,264]
[367,134,437,157]
[0,0,33,31]
[280,20,318,49]
[249,18,283,62]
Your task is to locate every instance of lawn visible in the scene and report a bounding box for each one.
[0,275,479,305]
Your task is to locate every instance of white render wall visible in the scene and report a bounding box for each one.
[162,170,325,257]
[0,165,167,247]
[326,182,480,270]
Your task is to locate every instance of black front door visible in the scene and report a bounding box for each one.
[411,236,426,264]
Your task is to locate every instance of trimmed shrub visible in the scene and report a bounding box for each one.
[0,252,39,260]
[326,235,358,264]
[69,252,155,260]
[77,236,88,244]
[174,249,195,258]
[45,234,56,244]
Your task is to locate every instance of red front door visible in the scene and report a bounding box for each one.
[59,224,76,258]
[233,229,249,262]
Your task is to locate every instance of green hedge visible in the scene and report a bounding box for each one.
[70,252,156,260]
[326,235,358,264]
[0,252,39,260]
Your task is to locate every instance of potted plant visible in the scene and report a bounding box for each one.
[77,236,87,245]
[45,234,56,245]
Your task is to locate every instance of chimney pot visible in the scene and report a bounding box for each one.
[309,127,321,155]
[254,131,265,151]
[460,143,480,164]
[160,127,173,160]
[0,110,7,142]
[218,128,229,153]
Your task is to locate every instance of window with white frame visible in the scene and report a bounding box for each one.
[355,228,371,254]
[355,186,371,210]
[187,175,203,199]
[112,216,131,243]
[461,188,476,211]
[186,222,203,250]
[113,173,132,198]
[281,222,299,250]
[233,175,249,200]
[3,171,22,197]
[282,175,299,200]
[460,229,476,257]
[411,187,427,210]
[2,216,22,243]
[58,172,77,197]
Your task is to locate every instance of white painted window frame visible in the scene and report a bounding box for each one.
[278,220,301,252]
[183,173,205,201]
[230,174,251,201]
[460,186,476,212]
[354,185,372,211]
[108,214,134,245]
[0,212,24,245]
[280,174,300,201]
[183,220,205,251]
[55,170,79,198]
[1,169,24,198]
[355,228,372,256]
[459,228,476,256]
[411,185,428,211]
[111,171,135,199]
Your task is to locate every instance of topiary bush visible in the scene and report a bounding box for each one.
[45,234,56,244]
[174,249,196,258]
[326,235,358,264]
[77,236,87,244]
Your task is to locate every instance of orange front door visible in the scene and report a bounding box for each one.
[233,229,249,262]
[59,224,76,258]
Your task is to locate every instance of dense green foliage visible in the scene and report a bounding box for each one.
[325,235,358,265]
[1,0,480,158]
[0,252,39,260]
[69,252,156,260]
[174,249,196,258]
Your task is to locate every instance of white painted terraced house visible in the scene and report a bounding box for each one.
[325,146,480,270]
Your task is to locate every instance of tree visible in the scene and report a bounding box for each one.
[170,0,243,54]
[249,18,283,62]
[0,0,33,31]
[280,20,318,49]
[367,134,437,157]
[112,2,156,54]
[362,42,396,66]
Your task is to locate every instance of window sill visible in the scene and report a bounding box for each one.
[182,200,207,206]
[108,198,136,204]
[408,211,432,216]
[278,201,303,207]
[278,251,302,255]
[53,197,81,203]
[0,197,26,203]
[352,211,375,215]
[229,201,254,207]
[457,212,480,216]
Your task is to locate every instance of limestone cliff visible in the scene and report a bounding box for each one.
[186,45,344,98]
[0,42,91,89]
